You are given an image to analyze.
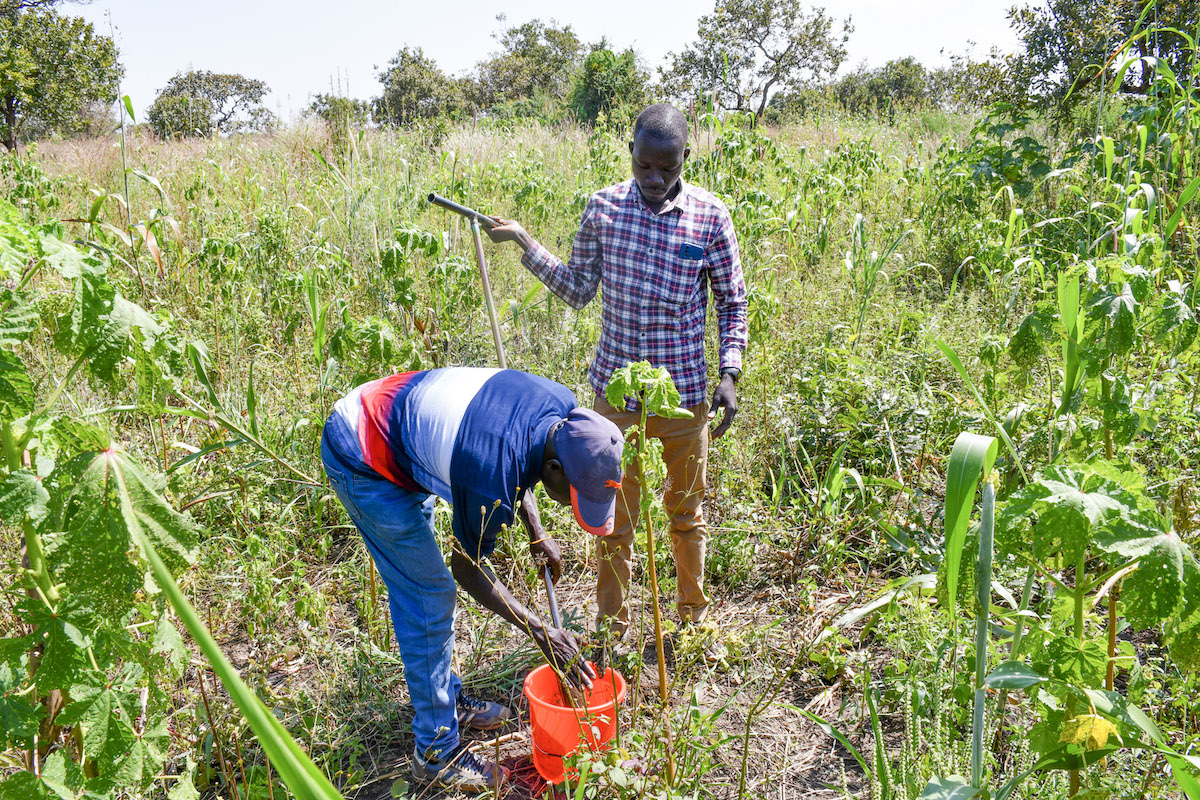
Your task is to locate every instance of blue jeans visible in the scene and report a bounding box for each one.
[320,419,461,758]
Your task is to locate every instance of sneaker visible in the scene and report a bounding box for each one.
[456,692,512,731]
[412,742,509,792]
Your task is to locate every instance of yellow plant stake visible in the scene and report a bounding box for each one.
[605,361,693,786]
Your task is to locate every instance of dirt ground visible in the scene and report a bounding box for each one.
[265,572,879,800]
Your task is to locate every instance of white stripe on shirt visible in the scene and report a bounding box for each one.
[403,368,500,499]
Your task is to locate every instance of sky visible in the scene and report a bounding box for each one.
[74,0,1025,121]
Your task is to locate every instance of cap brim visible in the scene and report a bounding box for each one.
[570,485,615,537]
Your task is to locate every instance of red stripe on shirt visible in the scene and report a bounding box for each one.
[357,372,422,491]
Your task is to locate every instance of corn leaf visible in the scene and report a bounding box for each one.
[983,661,1048,690]
[943,431,998,622]
[1166,174,1200,240]
[918,775,980,799]
[132,493,345,799]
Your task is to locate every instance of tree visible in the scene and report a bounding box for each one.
[472,17,584,110]
[0,3,121,151]
[569,47,651,125]
[147,70,275,138]
[660,0,851,119]
[832,57,930,117]
[1008,0,1199,113]
[374,46,465,126]
[310,93,371,151]
[928,47,1026,111]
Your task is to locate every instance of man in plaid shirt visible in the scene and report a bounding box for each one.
[488,103,748,642]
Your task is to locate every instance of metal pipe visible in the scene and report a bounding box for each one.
[468,217,507,369]
[427,192,497,230]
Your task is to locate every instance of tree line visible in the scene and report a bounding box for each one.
[2,0,1198,151]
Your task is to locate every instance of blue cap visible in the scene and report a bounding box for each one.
[554,409,624,536]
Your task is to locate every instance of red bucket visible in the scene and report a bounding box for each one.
[523,663,627,784]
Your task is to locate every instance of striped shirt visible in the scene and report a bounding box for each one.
[328,368,576,558]
[522,178,748,408]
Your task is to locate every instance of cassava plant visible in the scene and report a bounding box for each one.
[604,360,694,787]
[0,199,343,799]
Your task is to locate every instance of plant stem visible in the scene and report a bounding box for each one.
[22,519,60,606]
[1107,583,1120,692]
[1074,552,1087,643]
[637,404,675,785]
[972,480,995,790]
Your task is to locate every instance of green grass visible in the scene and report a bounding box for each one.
[3,96,1199,799]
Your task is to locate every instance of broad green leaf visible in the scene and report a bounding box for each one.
[42,235,113,358]
[1166,174,1200,240]
[58,671,167,792]
[0,288,39,348]
[44,449,197,621]
[1165,753,1200,800]
[983,661,1048,690]
[86,295,169,386]
[1154,280,1197,356]
[18,598,94,692]
[49,417,111,455]
[1168,576,1200,670]
[0,348,34,416]
[0,771,75,800]
[166,757,201,800]
[1003,465,1134,562]
[606,361,693,418]
[152,612,188,681]
[942,431,997,623]
[1043,635,1108,685]
[1088,282,1138,356]
[0,200,40,279]
[1008,303,1055,370]
[917,775,980,799]
[1095,514,1197,629]
[0,661,44,749]
[0,468,49,524]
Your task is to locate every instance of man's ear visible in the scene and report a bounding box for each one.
[628,140,634,154]
[543,457,565,481]
[682,145,691,162]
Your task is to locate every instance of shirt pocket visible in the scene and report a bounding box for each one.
[649,252,702,310]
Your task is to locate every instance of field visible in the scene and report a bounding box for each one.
[3,91,1200,799]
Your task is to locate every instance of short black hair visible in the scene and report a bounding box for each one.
[633,103,688,148]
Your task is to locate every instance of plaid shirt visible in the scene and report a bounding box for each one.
[522,179,748,409]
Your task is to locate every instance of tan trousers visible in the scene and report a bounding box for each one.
[594,394,710,635]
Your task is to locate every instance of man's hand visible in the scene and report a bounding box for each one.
[484,217,535,251]
[534,626,597,690]
[529,532,563,583]
[708,372,738,438]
